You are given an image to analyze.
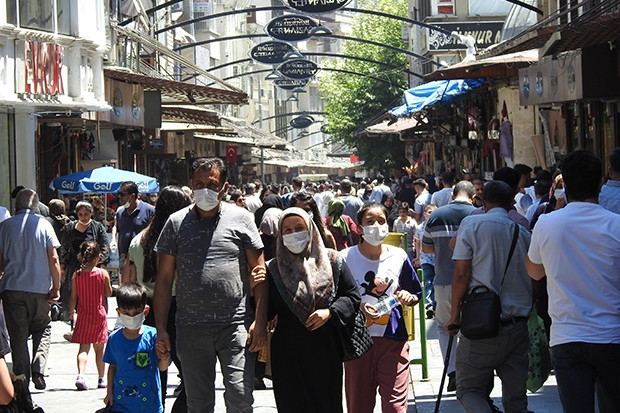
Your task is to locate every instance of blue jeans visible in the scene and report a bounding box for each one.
[551,342,620,413]
[421,263,435,309]
[176,323,255,413]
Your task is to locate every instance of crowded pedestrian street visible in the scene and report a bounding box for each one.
[16,297,563,413]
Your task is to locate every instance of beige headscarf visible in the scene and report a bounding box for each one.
[270,207,335,325]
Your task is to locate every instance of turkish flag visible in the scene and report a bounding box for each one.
[226,145,238,163]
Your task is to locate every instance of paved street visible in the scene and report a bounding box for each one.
[8,298,562,413]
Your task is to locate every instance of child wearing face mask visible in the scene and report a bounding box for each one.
[69,241,113,391]
[103,282,170,413]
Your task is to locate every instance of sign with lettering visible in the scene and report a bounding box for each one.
[277,59,320,80]
[24,41,65,95]
[284,0,350,13]
[426,22,504,51]
[290,115,315,129]
[249,41,298,65]
[274,79,308,90]
[265,14,319,42]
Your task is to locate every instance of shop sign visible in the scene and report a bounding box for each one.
[290,115,314,129]
[426,22,504,52]
[24,41,65,95]
[274,79,308,90]
[265,14,319,42]
[249,41,298,65]
[277,59,319,80]
[284,0,350,14]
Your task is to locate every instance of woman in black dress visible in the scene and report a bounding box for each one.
[266,207,360,413]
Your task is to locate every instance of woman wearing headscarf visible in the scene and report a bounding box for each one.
[267,208,360,413]
[254,193,283,228]
[259,208,283,261]
[381,191,400,231]
[324,198,360,251]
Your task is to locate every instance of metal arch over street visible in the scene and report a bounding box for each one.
[149,6,454,37]
[175,33,441,69]
[213,67,408,88]
[207,55,422,79]
[251,111,327,125]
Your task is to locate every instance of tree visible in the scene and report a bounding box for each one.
[319,0,409,171]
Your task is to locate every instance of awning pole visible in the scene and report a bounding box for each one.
[261,147,265,184]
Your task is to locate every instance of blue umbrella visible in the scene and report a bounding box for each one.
[49,166,159,195]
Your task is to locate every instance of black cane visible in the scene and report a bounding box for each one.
[434,326,457,413]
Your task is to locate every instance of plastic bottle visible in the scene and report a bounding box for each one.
[373,295,400,316]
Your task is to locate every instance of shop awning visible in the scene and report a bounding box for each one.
[160,106,221,125]
[104,68,248,106]
[424,49,538,81]
[366,117,430,140]
[390,79,484,117]
[482,6,620,58]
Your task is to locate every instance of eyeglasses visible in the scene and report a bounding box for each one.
[117,191,129,197]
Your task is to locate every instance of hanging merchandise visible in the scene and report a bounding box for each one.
[488,117,500,140]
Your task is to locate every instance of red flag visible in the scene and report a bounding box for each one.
[226,145,238,163]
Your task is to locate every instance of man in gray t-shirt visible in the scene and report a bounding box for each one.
[154,158,267,413]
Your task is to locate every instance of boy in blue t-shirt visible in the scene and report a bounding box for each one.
[103,283,169,413]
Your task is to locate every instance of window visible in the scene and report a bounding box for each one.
[469,0,512,16]
[6,0,72,35]
[431,0,455,16]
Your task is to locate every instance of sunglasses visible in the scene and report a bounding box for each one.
[117,191,131,197]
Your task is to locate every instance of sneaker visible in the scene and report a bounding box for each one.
[32,373,46,390]
[98,378,106,389]
[447,371,456,392]
[75,375,88,391]
[426,308,435,319]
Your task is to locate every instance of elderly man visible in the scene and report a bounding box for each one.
[447,181,533,413]
[0,189,61,390]
[154,158,267,413]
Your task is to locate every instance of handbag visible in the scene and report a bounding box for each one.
[338,307,373,362]
[459,224,519,340]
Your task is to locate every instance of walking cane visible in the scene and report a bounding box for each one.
[434,326,457,413]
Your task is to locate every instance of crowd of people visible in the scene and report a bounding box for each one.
[0,148,618,413]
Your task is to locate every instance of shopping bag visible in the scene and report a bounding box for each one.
[526,308,550,392]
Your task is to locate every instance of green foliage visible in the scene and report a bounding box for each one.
[319,0,409,170]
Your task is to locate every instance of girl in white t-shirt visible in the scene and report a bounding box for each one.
[341,202,422,413]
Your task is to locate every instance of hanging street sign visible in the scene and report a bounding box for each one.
[290,115,315,129]
[249,41,298,65]
[284,0,350,14]
[265,14,319,42]
[274,78,309,90]
[277,59,320,80]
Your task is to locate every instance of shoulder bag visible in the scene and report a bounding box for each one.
[459,224,519,340]
[333,255,373,361]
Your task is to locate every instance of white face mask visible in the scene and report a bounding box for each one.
[554,188,564,200]
[193,188,220,211]
[362,223,390,246]
[123,202,130,209]
[119,311,145,330]
[282,230,310,254]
